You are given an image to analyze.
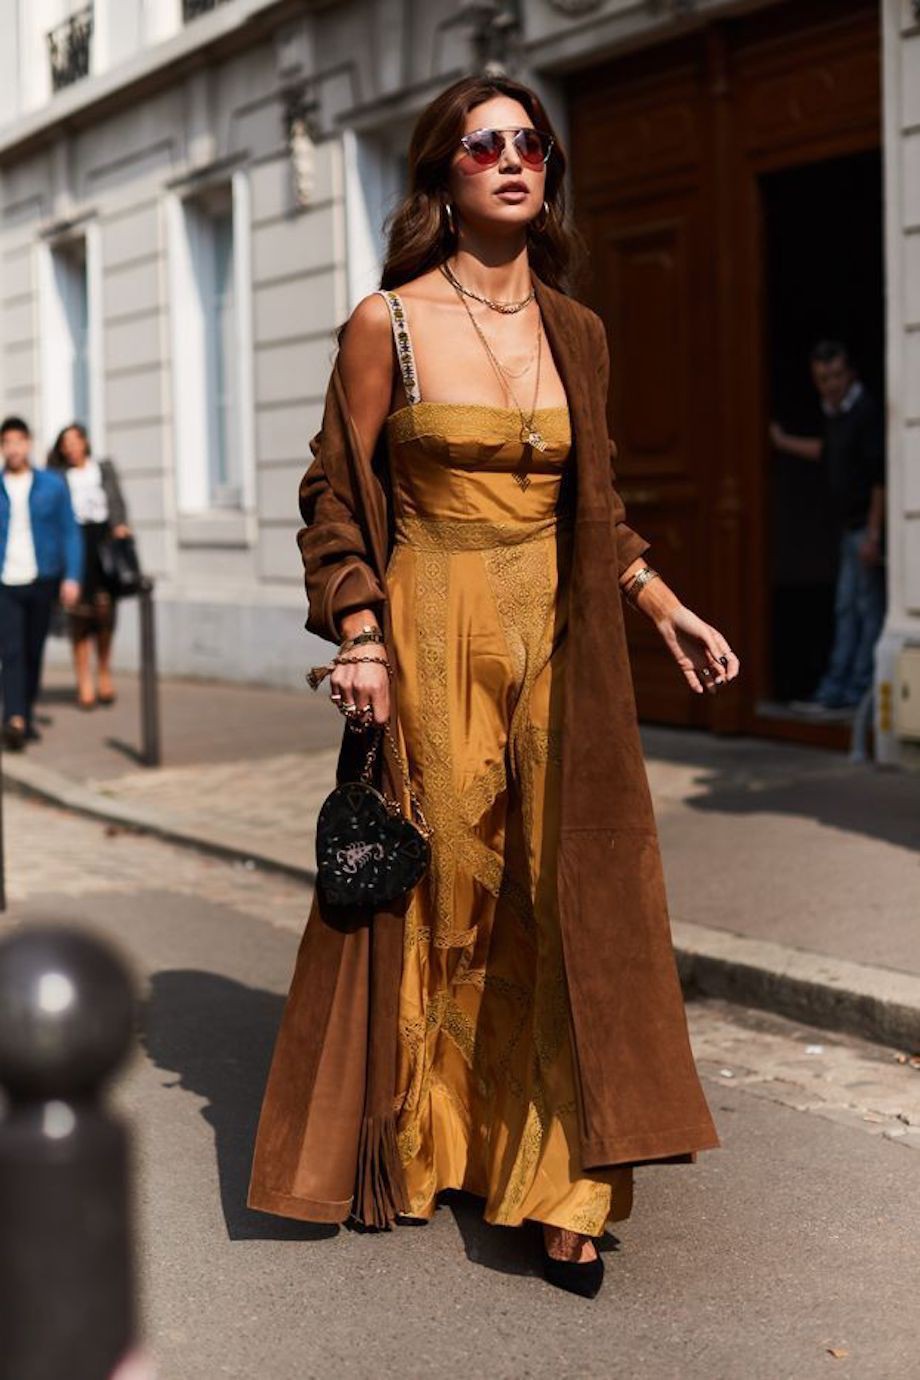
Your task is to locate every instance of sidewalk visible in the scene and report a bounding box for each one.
[8,664,920,1045]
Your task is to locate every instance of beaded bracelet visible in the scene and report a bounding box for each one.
[307,651,391,690]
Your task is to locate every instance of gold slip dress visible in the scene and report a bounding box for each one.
[379,290,633,1235]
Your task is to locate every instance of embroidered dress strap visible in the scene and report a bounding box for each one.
[377,290,421,406]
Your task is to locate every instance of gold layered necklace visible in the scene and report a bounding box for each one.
[448,277,547,490]
[441,260,534,315]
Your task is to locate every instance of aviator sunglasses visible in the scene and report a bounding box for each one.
[460,127,554,170]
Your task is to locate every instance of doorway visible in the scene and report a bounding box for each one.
[568,0,883,743]
[762,150,885,707]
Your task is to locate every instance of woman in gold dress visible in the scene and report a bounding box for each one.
[248,75,738,1297]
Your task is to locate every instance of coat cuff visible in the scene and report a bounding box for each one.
[309,560,386,641]
[616,524,651,579]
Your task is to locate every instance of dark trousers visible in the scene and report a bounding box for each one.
[0,578,58,726]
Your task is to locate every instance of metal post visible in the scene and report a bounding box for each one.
[137,578,161,768]
[0,926,137,1380]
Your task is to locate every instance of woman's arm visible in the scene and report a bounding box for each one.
[305,294,395,726]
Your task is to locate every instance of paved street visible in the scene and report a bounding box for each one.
[5,792,919,1379]
[18,666,920,978]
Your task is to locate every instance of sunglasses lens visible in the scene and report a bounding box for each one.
[465,131,503,166]
[516,130,550,167]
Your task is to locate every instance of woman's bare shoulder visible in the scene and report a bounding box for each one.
[338,293,393,379]
[343,291,391,343]
[386,267,452,304]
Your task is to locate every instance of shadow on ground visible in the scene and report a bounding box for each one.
[441,1191,622,1278]
[641,725,920,852]
[141,969,337,1244]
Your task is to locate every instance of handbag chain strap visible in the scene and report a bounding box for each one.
[360,724,432,839]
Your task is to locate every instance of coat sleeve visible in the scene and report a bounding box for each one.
[102,459,129,529]
[591,313,651,577]
[297,399,386,643]
[57,476,84,585]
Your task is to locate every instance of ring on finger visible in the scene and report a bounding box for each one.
[700,667,713,680]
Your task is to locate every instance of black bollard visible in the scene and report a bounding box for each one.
[0,926,137,1380]
[137,579,160,769]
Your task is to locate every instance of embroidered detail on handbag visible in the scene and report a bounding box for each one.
[315,726,431,909]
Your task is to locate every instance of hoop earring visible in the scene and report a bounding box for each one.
[532,199,550,233]
[444,201,456,237]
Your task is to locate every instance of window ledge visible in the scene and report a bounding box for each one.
[0,0,291,162]
[177,510,253,548]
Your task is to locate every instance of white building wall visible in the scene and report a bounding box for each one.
[876,0,920,765]
[0,0,915,753]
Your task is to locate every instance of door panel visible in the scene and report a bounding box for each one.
[568,0,881,738]
[572,46,712,726]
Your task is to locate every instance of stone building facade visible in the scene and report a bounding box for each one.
[0,0,916,762]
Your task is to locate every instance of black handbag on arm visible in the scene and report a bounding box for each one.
[98,534,144,599]
[315,723,431,909]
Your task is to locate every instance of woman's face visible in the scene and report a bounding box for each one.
[447,95,548,238]
[60,428,88,465]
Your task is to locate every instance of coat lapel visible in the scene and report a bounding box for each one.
[534,277,595,513]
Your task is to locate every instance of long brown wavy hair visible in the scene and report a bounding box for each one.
[46,421,91,471]
[380,75,581,294]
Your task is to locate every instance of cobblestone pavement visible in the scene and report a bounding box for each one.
[5,793,920,1377]
[86,749,339,860]
[10,793,310,934]
[12,790,920,1141]
[20,666,920,979]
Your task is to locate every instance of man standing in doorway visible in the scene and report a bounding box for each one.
[0,416,82,750]
[771,341,886,713]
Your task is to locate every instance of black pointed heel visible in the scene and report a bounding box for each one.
[541,1243,605,1299]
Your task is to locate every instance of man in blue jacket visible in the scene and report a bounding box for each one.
[0,415,83,750]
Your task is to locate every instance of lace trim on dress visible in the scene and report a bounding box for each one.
[387,401,571,448]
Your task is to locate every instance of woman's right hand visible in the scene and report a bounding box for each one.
[329,649,391,727]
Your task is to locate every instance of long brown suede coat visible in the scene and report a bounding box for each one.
[247,276,719,1228]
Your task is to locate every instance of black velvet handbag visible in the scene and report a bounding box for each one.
[315,724,431,909]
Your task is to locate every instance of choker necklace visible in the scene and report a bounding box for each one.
[440,261,534,315]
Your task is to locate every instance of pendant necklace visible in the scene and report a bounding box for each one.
[450,283,546,490]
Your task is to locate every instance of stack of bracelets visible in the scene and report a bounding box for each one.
[306,625,390,728]
[623,566,660,609]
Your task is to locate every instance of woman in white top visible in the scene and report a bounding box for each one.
[47,424,132,709]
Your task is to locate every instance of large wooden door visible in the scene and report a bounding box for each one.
[568,0,881,737]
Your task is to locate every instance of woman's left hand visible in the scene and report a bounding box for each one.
[655,604,740,696]
[111,524,131,539]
